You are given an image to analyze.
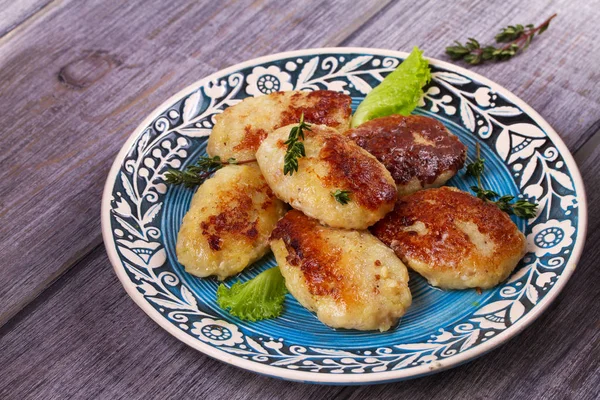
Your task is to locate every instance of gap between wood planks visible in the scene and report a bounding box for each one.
[0,236,104,330]
[573,118,600,166]
[0,240,104,337]
[0,0,62,44]
[335,0,398,47]
[0,0,394,329]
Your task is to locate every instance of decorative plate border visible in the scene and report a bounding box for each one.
[101,48,587,384]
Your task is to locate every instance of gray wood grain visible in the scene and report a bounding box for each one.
[0,0,392,326]
[0,246,346,400]
[0,0,54,38]
[0,144,597,399]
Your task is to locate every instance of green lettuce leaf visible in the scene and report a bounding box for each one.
[351,46,431,127]
[216,267,287,321]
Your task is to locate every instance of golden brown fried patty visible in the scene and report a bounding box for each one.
[176,164,286,280]
[207,90,352,160]
[256,124,397,229]
[270,210,412,331]
[371,187,526,289]
[347,115,467,195]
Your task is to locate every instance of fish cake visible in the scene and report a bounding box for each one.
[347,115,467,195]
[256,124,397,229]
[176,164,286,280]
[207,90,352,160]
[372,187,526,289]
[270,210,412,331]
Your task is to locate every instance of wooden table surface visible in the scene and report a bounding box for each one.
[1,0,598,398]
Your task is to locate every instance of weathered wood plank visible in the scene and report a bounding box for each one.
[574,120,600,165]
[0,0,393,326]
[0,0,54,38]
[343,0,600,152]
[0,143,598,399]
[0,246,346,400]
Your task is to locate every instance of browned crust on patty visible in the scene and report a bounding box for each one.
[313,126,397,211]
[233,126,267,152]
[227,90,351,155]
[347,115,466,186]
[279,90,352,129]
[200,181,274,252]
[371,187,525,270]
[270,210,356,306]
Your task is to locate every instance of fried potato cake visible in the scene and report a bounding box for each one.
[207,90,352,160]
[176,164,286,280]
[371,187,526,289]
[270,210,412,331]
[256,124,397,229]
[347,115,466,195]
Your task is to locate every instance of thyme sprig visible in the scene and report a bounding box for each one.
[331,189,352,205]
[446,13,556,65]
[466,143,538,218]
[165,156,255,188]
[283,113,311,176]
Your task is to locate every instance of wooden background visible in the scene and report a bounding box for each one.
[0,0,598,398]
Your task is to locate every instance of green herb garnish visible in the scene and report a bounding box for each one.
[283,113,311,175]
[165,156,255,188]
[351,46,431,128]
[331,189,352,205]
[466,143,538,218]
[465,156,485,178]
[217,267,288,321]
[446,14,556,65]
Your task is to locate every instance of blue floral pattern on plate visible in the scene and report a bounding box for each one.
[101,49,586,384]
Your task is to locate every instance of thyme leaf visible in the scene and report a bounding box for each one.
[165,156,256,188]
[446,14,556,65]
[331,189,352,205]
[283,113,311,176]
[466,143,538,218]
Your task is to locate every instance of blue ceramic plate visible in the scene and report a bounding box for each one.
[101,48,587,384]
